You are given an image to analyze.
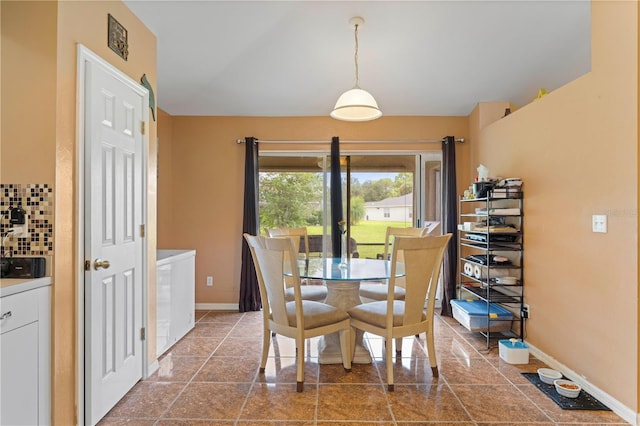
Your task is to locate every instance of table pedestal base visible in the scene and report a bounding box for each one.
[318,330,372,364]
[318,279,372,364]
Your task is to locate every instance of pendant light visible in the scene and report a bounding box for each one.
[331,17,382,122]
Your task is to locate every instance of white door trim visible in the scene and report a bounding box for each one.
[75,44,149,425]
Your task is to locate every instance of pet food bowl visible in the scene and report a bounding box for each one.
[537,368,562,384]
[554,379,581,398]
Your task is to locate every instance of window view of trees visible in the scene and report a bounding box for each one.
[259,171,414,229]
[351,172,413,202]
[258,172,323,228]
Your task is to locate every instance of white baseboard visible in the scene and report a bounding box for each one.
[527,342,637,425]
[195,303,240,311]
[146,359,159,379]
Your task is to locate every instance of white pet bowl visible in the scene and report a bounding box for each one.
[537,367,562,384]
[554,379,581,398]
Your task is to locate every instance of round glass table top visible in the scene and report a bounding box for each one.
[287,257,405,281]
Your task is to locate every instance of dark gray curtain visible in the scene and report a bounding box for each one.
[440,136,458,317]
[330,136,343,257]
[239,137,261,312]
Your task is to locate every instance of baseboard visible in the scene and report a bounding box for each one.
[527,342,637,425]
[146,359,159,378]
[195,303,240,311]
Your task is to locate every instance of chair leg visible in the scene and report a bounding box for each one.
[349,326,357,362]
[339,327,352,372]
[385,338,394,391]
[260,328,271,373]
[425,329,438,378]
[296,337,304,392]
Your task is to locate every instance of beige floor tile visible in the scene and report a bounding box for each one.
[450,384,551,423]
[162,382,251,420]
[387,383,471,422]
[317,384,393,422]
[439,357,510,385]
[257,356,319,384]
[104,382,186,419]
[194,356,260,383]
[157,421,235,425]
[147,355,208,382]
[198,311,245,324]
[163,336,223,357]
[240,383,318,421]
[212,337,264,357]
[188,322,236,338]
[226,323,264,339]
[318,362,381,384]
[373,358,438,386]
[239,422,314,426]
[97,418,157,425]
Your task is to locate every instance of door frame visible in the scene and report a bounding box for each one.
[75,44,149,425]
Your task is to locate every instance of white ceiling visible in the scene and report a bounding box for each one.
[123,0,591,117]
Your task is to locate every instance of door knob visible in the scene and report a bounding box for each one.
[93,259,111,270]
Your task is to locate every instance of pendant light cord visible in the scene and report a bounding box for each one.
[354,23,360,88]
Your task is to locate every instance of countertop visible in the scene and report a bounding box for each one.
[0,277,52,297]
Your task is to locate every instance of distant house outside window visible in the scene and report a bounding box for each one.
[384,208,390,218]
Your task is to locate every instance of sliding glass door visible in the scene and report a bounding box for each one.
[258,151,442,259]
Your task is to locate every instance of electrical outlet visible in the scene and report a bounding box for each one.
[522,304,530,319]
[592,214,607,233]
[206,276,213,287]
[9,209,29,238]
[11,223,28,238]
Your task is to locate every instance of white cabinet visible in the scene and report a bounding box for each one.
[0,283,51,425]
[156,250,195,356]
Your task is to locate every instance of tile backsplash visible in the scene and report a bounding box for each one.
[1,184,54,256]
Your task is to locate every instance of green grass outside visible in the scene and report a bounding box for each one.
[307,220,413,259]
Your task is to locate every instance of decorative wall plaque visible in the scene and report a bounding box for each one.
[108,14,129,61]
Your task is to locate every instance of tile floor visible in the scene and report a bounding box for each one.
[99,310,629,425]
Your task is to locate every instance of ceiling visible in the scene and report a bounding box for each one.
[123,1,591,118]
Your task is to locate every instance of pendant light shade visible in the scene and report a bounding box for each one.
[331,88,382,121]
[331,17,382,122]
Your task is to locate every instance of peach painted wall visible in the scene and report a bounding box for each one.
[2,1,157,423]
[156,116,469,305]
[472,1,637,412]
[1,1,57,183]
[157,108,174,248]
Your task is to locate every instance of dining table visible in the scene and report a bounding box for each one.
[288,257,405,364]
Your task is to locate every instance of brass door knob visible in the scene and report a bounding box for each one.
[93,259,111,270]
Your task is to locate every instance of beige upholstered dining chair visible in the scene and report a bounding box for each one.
[359,227,428,302]
[348,234,451,391]
[266,227,310,258]
[266,227,327,302]
[244,234,352,392]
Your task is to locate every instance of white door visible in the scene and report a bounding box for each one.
[81,47,148,425]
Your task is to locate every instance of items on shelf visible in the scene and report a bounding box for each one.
[455,183,524,349]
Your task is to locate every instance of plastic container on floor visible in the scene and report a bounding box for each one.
[450,299,513,332]
[499,338,529,364]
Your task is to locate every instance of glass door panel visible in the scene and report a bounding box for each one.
[258,151,441,260]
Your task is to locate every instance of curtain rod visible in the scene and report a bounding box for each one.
[236,138,465,144]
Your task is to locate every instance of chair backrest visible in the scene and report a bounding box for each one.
[382,227,428,261]
[387,234,452,326]
[244,234,301,327]
[266,227,310,259]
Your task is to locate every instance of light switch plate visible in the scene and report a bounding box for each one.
[592,215,607,233]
